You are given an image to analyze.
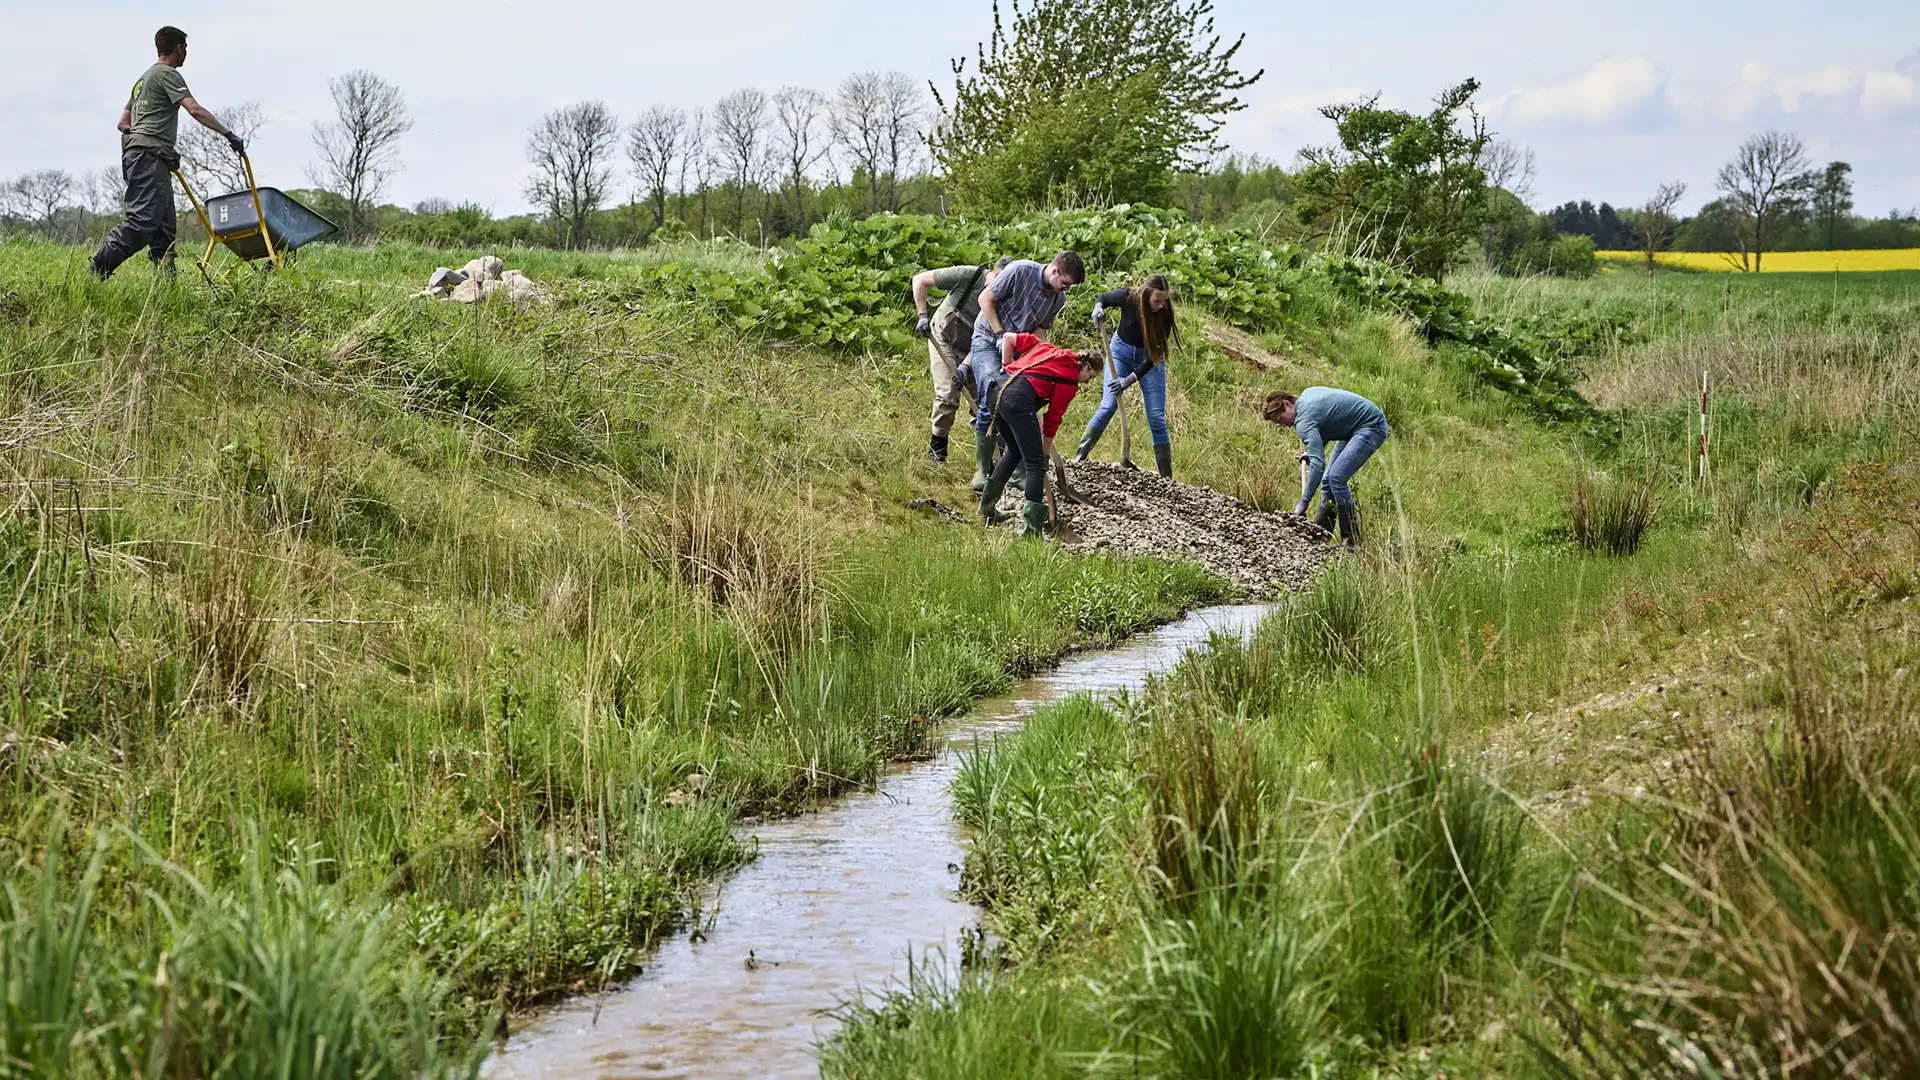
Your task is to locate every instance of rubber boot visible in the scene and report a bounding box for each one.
[970,430,994,493]
[929,433,948,465]
[1020,500,1048,539]
[1335,502,1361,553]
[979,474,1012,524]
[1313,499,1336,536]
[1074,417,1111,462]
[1153,443,1173,479]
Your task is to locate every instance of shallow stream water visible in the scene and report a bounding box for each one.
[489,603,1271,1079]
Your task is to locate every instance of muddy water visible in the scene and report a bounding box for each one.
[489,603,1272,1080]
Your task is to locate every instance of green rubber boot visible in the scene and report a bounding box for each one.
[1020,500,1048,539]
[969,430,995,493]
[1313,499,1336,535]
[1074,417,1110,462]
[979,474,1013,524]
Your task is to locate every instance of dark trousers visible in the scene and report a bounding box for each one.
[988,377,1049,504]
[91,149,178,277]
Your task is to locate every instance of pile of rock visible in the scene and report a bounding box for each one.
[415,255,540,305]
[988,461,1334,596]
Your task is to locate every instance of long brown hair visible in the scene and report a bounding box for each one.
[1132,274,1177,366]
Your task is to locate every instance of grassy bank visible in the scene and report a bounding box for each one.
[0,234,1243,1073]
[825,268,1919,1077]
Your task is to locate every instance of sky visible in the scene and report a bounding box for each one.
[10,1,1919,219]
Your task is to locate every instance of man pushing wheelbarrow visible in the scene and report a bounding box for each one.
[90,26,244,279]
[91,25,335,281]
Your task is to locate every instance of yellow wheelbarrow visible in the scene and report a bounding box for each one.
[174,152,338,278]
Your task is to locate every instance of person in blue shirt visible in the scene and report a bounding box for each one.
[1263,387,1390,551]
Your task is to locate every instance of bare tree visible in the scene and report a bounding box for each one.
[1630,181,1687,276]
[177,101,268,197]
[526,100,620,249]
[832,72,886,213]
[13,170,74,231]
[711,88,768,236]
[772,87,829,230]
[1478,139,1536,203]
[1715,131,1809,272]
[682,106,711,230]
[310,70,412,242]
[81,167,124,218]
[626,104,687,229]
[878,72,923,211]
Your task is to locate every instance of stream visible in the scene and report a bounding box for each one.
[489,603,1272,1079]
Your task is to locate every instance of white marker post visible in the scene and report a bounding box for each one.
[1698,370,1710,486]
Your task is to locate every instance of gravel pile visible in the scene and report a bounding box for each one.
[989,460,1334,596]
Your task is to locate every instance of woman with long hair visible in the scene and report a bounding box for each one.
[1073,274,1178,477]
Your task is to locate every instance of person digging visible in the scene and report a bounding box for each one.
[965,251,1085,492]
[91,25,248,280]
[1263,387,1390,552]
[979,332,1102,538]
[911,257,1013,464]
[1074,273,1179,478]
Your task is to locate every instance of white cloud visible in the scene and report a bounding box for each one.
[1485,58,1670,129]
[1863,70,1920,114]
[1696,55,1920,122]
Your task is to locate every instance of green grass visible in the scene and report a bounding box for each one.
[824,267,1920,1077]
[0,232,1231,1071]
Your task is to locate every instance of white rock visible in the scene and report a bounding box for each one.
[449,279,485,304]
[459,255,503,283]
[479,279,504,301]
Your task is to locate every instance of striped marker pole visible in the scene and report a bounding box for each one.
[1698,370,1710,485]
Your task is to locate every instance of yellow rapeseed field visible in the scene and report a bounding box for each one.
[1596,249,1920,272]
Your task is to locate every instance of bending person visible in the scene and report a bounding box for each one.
[979,333,1101,538]
[911,256,1013,465]
[1075,274,1179,478]
[966,250,1085,491]
[91,25,247,279]
[1262,387,1390,552]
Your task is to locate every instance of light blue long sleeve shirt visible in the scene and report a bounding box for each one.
[1294,387,1387,500]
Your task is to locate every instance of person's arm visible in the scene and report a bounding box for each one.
[1295,418,1327,514]
[117,105,133,133]
[979,286,1003,336]
[180,96,230,135]
[1000,331,1020,368]
[910,270,936,317]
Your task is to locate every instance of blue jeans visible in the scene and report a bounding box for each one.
[970,337,1004,434]
[1080,336,1170,447]
[1319,422,1389,508]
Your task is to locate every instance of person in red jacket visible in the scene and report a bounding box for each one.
[979,332,1102,537]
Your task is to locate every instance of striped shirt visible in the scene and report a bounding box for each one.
[971,259,1065,351]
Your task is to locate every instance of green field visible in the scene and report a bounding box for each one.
[3,228,1917,1076]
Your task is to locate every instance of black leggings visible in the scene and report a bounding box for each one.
[989,376,1048,503]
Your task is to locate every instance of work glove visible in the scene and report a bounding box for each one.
[1290,499,1310,517]
[1090,302,1107,329]
[224,131,246,155]
[1105,372,1138,396]
[914,313,932,338]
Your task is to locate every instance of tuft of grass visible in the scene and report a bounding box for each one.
[1569,467,1659,555]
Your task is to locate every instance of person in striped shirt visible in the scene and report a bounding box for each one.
[963,250,1085,490]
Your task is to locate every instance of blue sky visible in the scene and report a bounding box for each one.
[10,1,1918,218]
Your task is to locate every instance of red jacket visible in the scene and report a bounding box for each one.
[1004,333,1084,438]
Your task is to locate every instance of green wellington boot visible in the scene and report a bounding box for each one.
[979,474,1013,524]
[1074,418,1110,462]
[1313,499,1336,536]
[1020,500,1048,539]
[1153,443,1173,479]
[970,430,995,493]
[1335,502,1361,552]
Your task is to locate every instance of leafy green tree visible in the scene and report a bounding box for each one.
[1293,80,1491,281]
[933,0,1261,217]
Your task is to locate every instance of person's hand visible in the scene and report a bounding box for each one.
[1290,500,1310,518]
[1090,303,1107,329]
[224,131,246,155]
[914,313,931,337]
[1105,373,1138,396]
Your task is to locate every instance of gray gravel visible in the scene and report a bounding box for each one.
[990,461,1335,596]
